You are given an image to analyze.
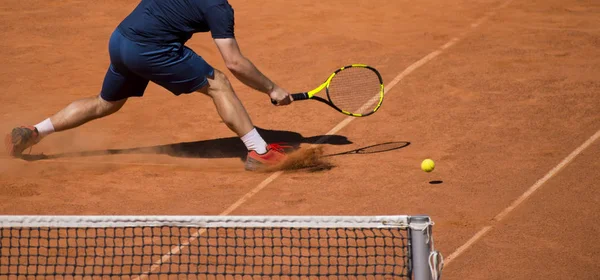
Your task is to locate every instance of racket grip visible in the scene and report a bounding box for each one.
[270,92,309,105]
[291,93,309,101]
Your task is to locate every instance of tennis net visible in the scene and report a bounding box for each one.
[0,215,442,279]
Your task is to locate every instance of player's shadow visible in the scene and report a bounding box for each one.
[20,127,352,162]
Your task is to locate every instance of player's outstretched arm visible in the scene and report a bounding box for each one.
[213,38,291,105]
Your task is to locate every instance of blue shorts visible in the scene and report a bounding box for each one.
[100,29,214,101]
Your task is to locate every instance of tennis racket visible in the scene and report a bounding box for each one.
[272,64,385,117]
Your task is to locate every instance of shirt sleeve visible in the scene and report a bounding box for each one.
[204,3,235,39]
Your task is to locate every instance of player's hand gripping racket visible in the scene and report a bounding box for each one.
[272,64,384,117]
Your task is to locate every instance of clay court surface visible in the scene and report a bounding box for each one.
[1,0,599,278]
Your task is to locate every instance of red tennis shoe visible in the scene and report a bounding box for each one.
[5,126,40,157]
[245,143,289,171]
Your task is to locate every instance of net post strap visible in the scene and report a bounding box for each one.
[429,249,444,280]
[408,216,444,280]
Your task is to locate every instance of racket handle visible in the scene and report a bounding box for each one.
[270,92,309,105]
[291,93,309,101]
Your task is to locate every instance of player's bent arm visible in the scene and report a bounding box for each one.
[213,38,277,95]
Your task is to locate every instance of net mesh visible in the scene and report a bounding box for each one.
[0,216,413,279]
[327,67,383,115]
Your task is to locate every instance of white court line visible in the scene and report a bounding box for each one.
[444,129,600,267]
[134,0,517,278]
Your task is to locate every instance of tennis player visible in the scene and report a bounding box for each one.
[5,0,292,171]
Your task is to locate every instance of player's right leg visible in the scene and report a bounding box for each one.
[125,37,288,171]
[195,69,288,171]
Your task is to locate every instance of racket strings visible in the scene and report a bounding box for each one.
[327,67,382,115]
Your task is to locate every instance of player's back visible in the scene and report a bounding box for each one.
[117,0,233,44]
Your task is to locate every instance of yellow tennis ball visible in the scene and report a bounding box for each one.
[421,159,435,172]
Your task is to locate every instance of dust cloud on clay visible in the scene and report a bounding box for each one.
[259,147,335,173]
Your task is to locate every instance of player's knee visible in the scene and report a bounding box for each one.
[211,69,232,89]
[197,69,232,97]
[211,68,225,80]
[96,96,125,117]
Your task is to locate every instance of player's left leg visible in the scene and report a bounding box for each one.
[50,95,127,132]
[5,29,149,157]
[5,96,126,157]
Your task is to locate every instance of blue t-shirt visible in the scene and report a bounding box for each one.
[117,0,235,44]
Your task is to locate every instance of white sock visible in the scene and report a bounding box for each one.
[34,118,55,138]
[241,128,267,154]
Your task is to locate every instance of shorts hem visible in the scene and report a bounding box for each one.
[185,68,215,93]
[186,79,209,94]
[100,92,143,102]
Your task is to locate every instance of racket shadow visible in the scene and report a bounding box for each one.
[277,141,411,173]
[321,141,411,158]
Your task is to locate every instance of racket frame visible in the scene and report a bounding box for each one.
[292,64,384,117]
